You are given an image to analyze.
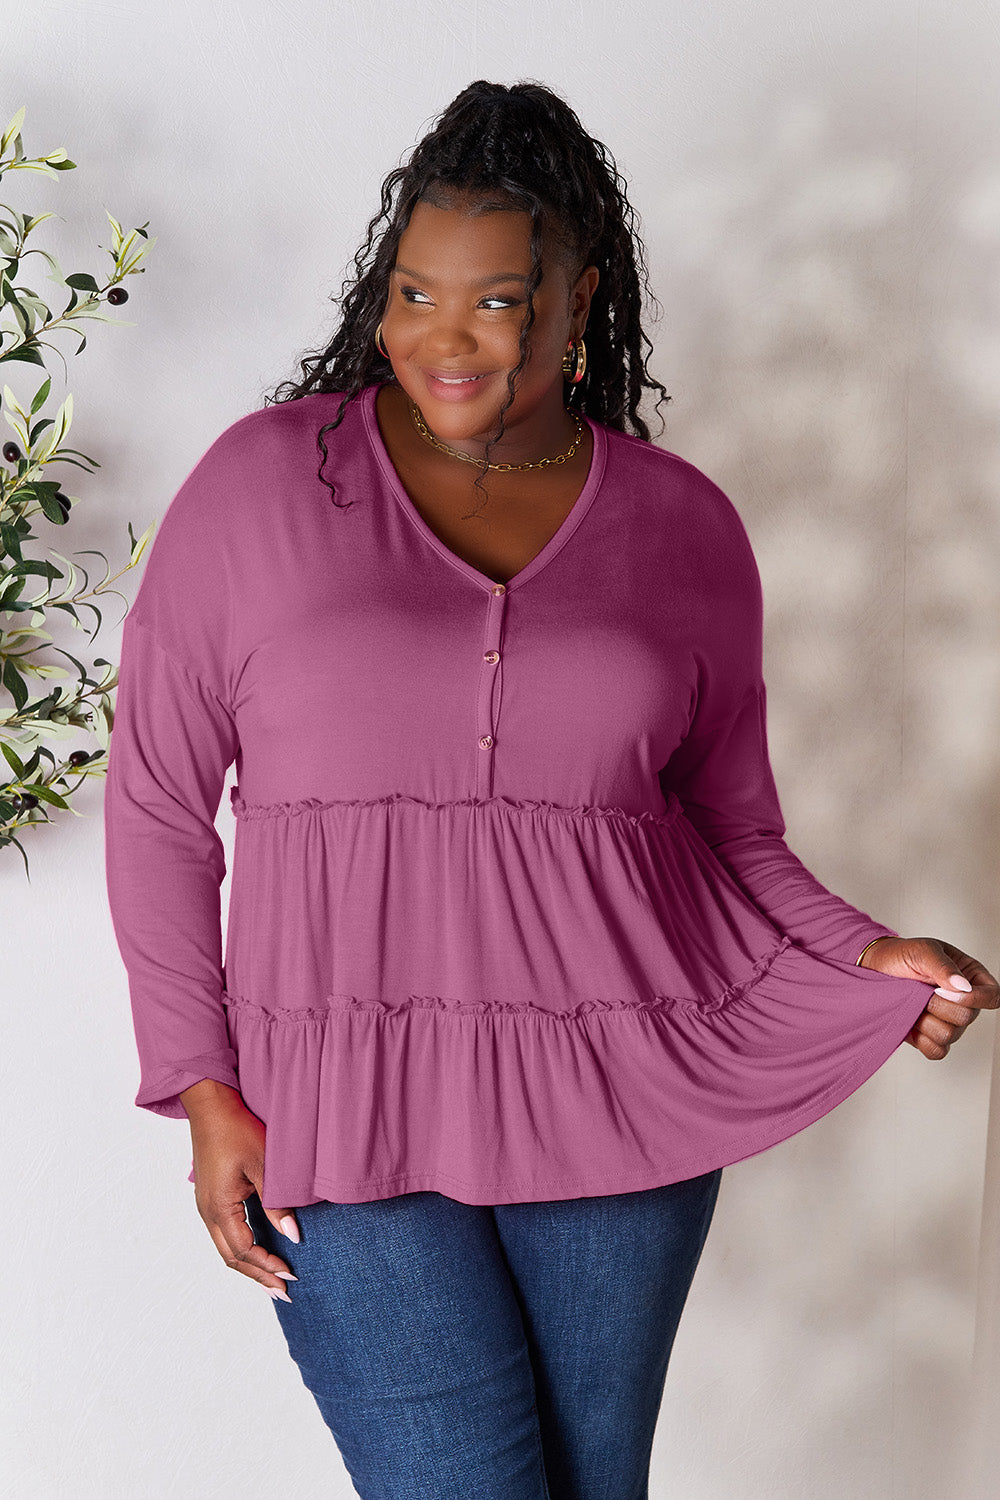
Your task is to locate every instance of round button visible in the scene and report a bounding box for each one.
[484,650,500,664]
[479,735,494,749]
[491,583,506,596]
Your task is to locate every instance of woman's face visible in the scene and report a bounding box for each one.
[380,193,599,458]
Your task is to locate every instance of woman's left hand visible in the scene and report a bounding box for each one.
[859,937,999,1060]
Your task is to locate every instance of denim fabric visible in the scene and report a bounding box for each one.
[244,1169,722,1500]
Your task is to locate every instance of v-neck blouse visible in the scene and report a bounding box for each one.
[103,382,933,1209]
[365,385,606,591]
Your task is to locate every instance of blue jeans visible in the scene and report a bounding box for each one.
[244,1169,723,1500]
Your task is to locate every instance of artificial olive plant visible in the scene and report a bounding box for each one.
[1,104,156,876]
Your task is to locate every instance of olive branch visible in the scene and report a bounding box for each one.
[1,103,157,877]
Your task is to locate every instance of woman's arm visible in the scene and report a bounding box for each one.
[104,612,241,1116]
[103,424,246,1119]
[661,678,898,965]
[659,498,897,967]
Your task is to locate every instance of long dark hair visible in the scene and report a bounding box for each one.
[263,79,671,508]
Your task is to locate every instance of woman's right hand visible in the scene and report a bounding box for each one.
[179,1080,301,1301]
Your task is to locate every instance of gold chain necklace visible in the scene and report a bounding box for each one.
[409,400,584,473]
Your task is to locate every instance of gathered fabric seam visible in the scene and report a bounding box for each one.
[230,787,684,829]
[221,935,792,1025]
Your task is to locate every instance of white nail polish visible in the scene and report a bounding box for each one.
[279,1215,300,1243]
[949,974,973,992]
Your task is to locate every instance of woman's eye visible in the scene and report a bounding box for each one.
[398,287,519,310]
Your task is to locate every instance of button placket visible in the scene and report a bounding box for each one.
[476,583,506,798]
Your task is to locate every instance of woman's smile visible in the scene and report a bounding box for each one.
[422,369,494,402]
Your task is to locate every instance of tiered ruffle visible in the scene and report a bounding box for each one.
[211,789,933,1207]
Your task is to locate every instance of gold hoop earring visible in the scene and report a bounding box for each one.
[375,320,389,360]
[562,335,587,385]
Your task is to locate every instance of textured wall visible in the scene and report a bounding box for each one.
[3,1,998,1495]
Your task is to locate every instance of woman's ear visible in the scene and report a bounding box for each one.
[571,265,600,332]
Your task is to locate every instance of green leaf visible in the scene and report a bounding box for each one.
[35,248,65,284]
[24,782,70,808]
[50,645,88,678]
[0,345,45,367]
[4,835,31,879]
[50,446,100,470]
[22,212,56,235]
[1,521,24,558]
[49,159,77,172]
[29,375,51,414]
[39,451,94,472]
[38,493,69,524]
[64,305,117,325]
[65,272,100,293]
[1,107,26,154]
[2,658,27,710]
[18,292,52,323]
[128,521,155,563]
[1,740,26,776]
[0,573,27,607]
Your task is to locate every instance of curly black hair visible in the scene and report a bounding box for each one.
[263,78,671,508]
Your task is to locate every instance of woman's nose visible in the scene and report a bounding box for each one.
[423,315,477,357]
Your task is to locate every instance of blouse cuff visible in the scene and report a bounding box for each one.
[134,1054,242,1120]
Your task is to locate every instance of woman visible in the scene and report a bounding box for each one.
[104,79,997,1499]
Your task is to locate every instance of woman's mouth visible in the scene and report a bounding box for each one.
[424,370,491,401]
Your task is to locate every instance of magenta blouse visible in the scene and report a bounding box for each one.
[103,382,933,1209]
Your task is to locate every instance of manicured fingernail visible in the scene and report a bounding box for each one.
[949,974,972,992]
[274,1272,298,1281]
[266,1285,292,1303]
[934,987,961,999]
[279,1215,300,1243]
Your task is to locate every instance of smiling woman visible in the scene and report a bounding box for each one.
[379,195,597,459]
[369,194,602,582]
[103,76,994,1500]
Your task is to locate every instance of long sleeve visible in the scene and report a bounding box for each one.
[104,429,244,1119]
[99,387,934,1210]
[659,504,898,968]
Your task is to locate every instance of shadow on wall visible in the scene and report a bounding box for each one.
[641,20,999,1500]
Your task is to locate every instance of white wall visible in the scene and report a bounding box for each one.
[4,1,999,1495]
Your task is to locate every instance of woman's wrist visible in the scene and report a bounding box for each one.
[856,934,899,967]
[179,1078,245,1120]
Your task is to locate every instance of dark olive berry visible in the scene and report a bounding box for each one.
[20,793,39,809]
[107,287,129,305]
[68,750,90,766]
[3,442,21,463]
